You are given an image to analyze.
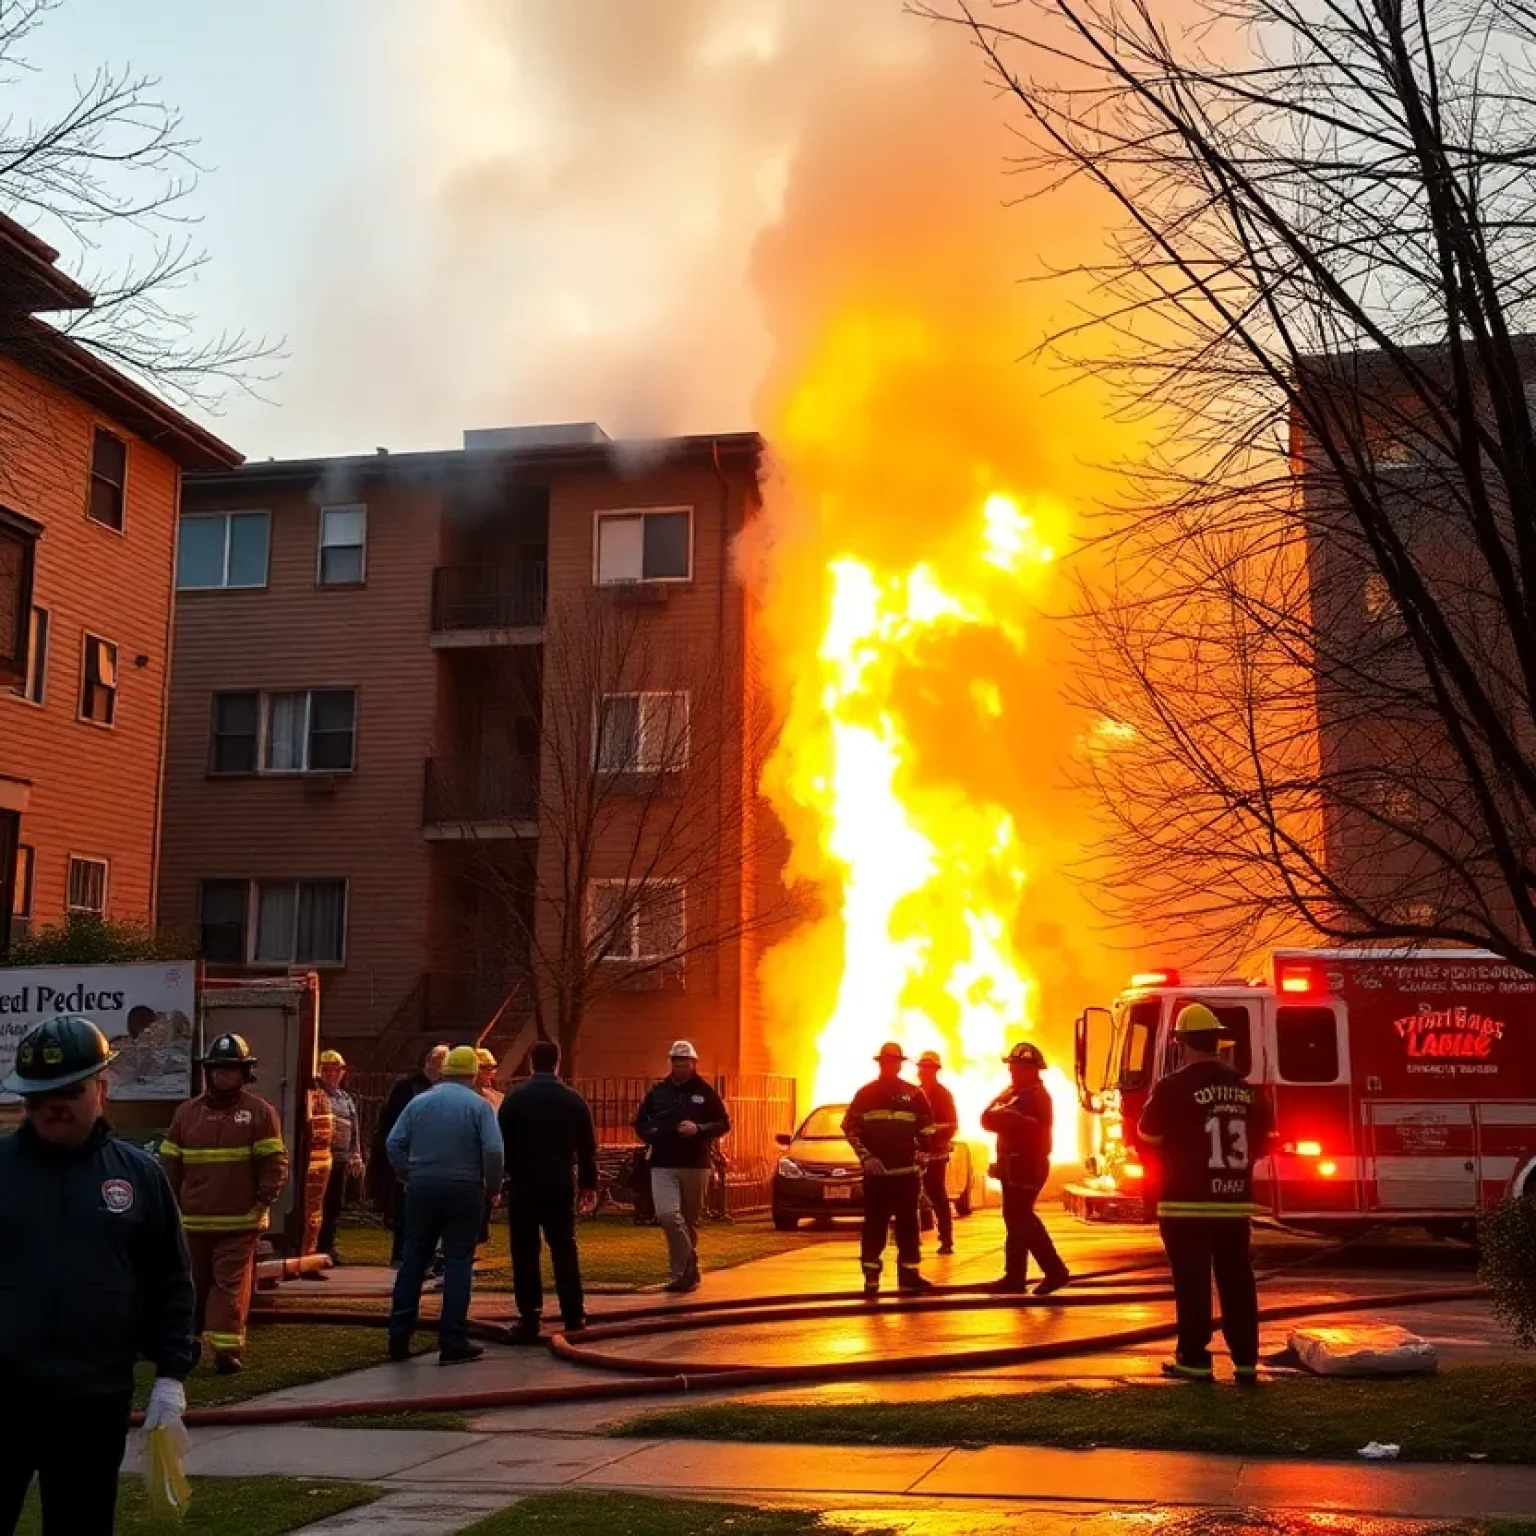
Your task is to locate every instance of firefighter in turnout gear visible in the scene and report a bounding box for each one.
[914,1049,957,1255]
[843,1043,936,1296]
[160,1033,289,1373]
[982,1041,1070,1295]
[1138,1003,1275,1382]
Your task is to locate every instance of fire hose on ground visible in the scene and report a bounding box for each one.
[151,1250,1490,1428]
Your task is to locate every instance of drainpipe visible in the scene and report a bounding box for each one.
[150,473,180,930]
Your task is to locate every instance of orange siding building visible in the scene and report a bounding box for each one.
[0,216,240,952]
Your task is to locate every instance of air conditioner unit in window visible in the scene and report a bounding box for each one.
[303,775,337,797]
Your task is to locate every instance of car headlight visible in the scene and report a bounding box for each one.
[777,1157,805,1179]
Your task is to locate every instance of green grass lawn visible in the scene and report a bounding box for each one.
[457,1493,1536,1536]
[15,1477,376,1535]
[619,1364,1536,1464]
[334,1213,840,1290]
[324,1410,475,1431]
[132,1323,431,1410]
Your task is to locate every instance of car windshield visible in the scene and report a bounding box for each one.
[797,1105,849,1140]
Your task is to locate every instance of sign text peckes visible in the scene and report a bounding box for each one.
[0,963,197,1103]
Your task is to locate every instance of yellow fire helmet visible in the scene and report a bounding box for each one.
[319,1049,346,1067]
[443,1045,480,1078]
[1174,1003,1225,1037]
[474,1047,498,1068]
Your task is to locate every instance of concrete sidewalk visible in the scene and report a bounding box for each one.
[128,1423,1536,1530]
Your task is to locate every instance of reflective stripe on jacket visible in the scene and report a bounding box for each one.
[842,1077,935,1176]
[161,1088,289,1230]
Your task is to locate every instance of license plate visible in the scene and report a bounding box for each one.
[824,1184,854,1201]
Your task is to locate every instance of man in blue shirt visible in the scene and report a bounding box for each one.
[386,1046,504,1365]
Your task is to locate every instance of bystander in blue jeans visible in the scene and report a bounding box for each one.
[389,1182,482,1353]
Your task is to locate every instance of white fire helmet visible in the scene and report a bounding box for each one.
[668,1039,699,1061]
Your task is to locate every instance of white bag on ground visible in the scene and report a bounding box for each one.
[1289,1323,1438,1376]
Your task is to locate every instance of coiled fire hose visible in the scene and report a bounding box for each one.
[154,1249,1488,1427]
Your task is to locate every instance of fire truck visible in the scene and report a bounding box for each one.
[1066,949,1536,1237]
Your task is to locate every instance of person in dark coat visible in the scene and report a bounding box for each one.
[981,1041,1070,1295]
[0,1015,195,1536]
[497,1039,599,1341]
[372,1043,447,1265]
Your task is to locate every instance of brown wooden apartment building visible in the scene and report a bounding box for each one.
[0,215,241,952]
[158,425,776,1074]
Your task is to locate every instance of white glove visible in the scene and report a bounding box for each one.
[144,1377,187,1436]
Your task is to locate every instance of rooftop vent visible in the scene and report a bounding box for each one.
[463,423,610,452]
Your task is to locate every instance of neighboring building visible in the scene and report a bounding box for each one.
[1295,340,1530,935]
[158,425,777,1074]
[0,215,241,953]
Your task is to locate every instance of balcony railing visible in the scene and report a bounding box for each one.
[431,563,546,632]
[422,755,538,826]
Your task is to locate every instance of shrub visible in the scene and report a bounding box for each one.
[4,915,194,968]
[1479,1195,1536,1351]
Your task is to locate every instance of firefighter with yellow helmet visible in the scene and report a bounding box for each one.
[315,1049,364,1266]
[160,1033,289,1372]
[1137,1003,1275,1382]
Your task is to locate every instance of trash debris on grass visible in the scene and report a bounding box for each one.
[1290,1324,1439,1377]
[1357,1441,1401,1460]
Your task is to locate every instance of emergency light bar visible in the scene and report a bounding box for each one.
[1130,969,1180,989]
[1275,960,1320,994]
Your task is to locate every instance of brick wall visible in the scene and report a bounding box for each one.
[159,478,442,1048]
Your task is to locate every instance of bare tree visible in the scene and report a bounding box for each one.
[0,0,270,409]
[925,0,1536,971]
[429,587,795,1073]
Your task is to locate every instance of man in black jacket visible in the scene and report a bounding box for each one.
[0,1015,195,1536]
[635,1040,731,1292]
[497,1039,598,1341]
[981,1041,1070,1296]
[373,1043,447,1265]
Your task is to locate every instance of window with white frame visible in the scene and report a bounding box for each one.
[67,855,108,916]
[177,511,271,590]
[595,692,690,773]
[318,505,366,586]
[198,877,347,965]
[594,508,692,585]
[588,879,685,963]
[260,690,357,773]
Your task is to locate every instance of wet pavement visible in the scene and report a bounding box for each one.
[218,1209,1526,1532]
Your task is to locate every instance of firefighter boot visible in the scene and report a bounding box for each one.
[1161,1358,1215,1382]
[862,1261,881,1300]
[897,1265,934,1294]
[214,1353,244,1376]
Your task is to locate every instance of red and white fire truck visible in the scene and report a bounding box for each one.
[1067,949,1536,1236]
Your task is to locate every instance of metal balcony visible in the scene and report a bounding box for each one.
[422,756,538,838]
[430,563,546,644]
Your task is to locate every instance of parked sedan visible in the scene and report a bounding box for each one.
[771,1102,974,1231]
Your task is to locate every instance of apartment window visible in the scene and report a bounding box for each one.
[318,505,366,586]
[177,511,271,590]
[10,606,47,703]
[210,691,260,773]
[79,634,118,726]
[596,692,690,773]
[197,879,249,963]
[66,856,108,916]
[87,427,127,531]
[254,879,347,964]
[0,509,38,688]
[589,879,685,962]
[262,689,356,773]
[595,509,692,585]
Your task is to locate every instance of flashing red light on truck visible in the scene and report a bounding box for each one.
[1130,969,1180,989]
[1277,962,1317,994]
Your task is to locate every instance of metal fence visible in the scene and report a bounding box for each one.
[346,1069,797,1217]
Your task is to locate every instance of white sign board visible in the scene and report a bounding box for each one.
[0,963,197,1102]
